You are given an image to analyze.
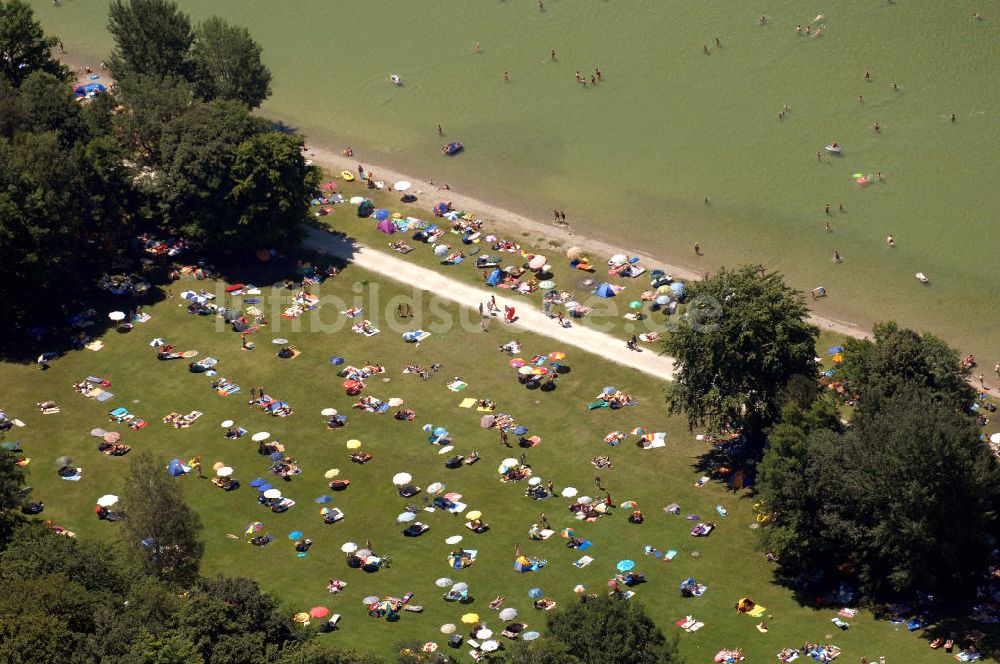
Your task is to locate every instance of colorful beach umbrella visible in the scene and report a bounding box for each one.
[559,527,575,538]
[245,521,264,535]
[509,358,526,368]
[548,351,566,361]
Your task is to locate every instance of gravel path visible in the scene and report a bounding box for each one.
[304,226,677,382]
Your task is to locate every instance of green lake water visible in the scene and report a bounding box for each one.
[38,0,1000,359]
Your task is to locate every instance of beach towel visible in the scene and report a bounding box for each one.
[96,391,114,402]
[447,381,468,392]
[577,540,593,550]
[747,605,767,617]
[675,618,696,630]
[686,622,704,632]
[664,550,677,560]
[573,556,593,568]
[587,401,609,410]
[641,433,666,449]
[459,398,477,408]
[537,529,554,540]
[85,340,104,351]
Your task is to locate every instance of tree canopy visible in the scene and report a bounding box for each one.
[524,595,682,664]
[0,449,27,547]
[663,265,818,437]
[191,16,272,108]
[120,452,205,585]
[0,521,370,663]
[107,0,195,81]
[0,0,67,86]
[158,99,315,252]
[838,321,974,415]
[758,385,1000,605]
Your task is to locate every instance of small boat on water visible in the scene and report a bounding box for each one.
[825,142,841,155]
[390,74,402,85]
[442,142,464,156]
[915,272,929,284]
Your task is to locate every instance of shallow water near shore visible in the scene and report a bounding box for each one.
[38,0,1000,359]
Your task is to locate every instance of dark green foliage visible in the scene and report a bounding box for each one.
[0,522,351,664]
[159,100,314,252]
[18,70,88,148]
[839,321,974,415]
[107,0,195,81]
[664,265,818,436]
[191,16,272,108]
[0,0,67,86]
[114,73,193,159]
[120,452,205,585]
[759,387,1000,604]
[541,595,682,664]
[0,449,27,547]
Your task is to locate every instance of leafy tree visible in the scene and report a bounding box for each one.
[0,611,76,664]
[507,637,582,664]
[664,265,818,438]
[134,631,205,664]
[0,0,67,86]
[278,641,383,664]
[0,449,27,547]
[159,100,314,253]
[839,322,974,415]
[757,399,844,572]
[191,16,271,108]
[120,452,204,585]
[0,77,24,138]
[107,0,194,81]
[544,595,682,664]
[18,70,88,147]
[759,386,1000,605]
[115,73,193,160]
[227,131,317,250]
[177,575,301,664]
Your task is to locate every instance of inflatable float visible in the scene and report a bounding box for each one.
[442,142,464,156]
[341,170,355,182]
[824,143,841,155]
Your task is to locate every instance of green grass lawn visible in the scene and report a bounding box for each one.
[0,253,973,663]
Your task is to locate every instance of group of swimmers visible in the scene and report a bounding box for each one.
[575,68,602,87]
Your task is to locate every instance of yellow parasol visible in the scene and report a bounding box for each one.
[346,439,362,450]
[461,613,480,624]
